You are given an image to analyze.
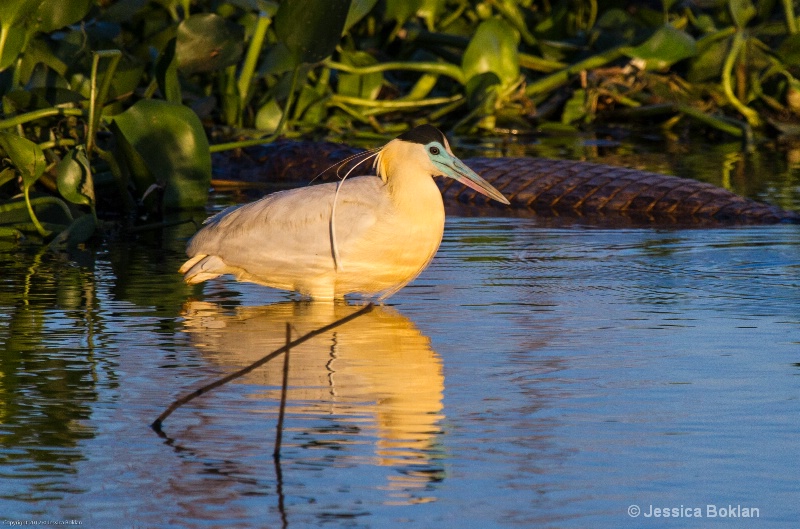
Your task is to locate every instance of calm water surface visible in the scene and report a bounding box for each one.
[1,214,797,528]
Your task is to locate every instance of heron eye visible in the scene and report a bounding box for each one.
[429,146,440,155]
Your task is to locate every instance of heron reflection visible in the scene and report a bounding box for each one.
[181,301,445,500]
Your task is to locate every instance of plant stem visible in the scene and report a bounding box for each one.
[237,13,271,105]
[330,93,462,108]
[87,50,122,156]
[673,104,745,137]
[721,31,761,128]
[782,0,798,34]
[525,46,626,98]
[324,59,466,84]
[519,52,566,73]
[0,24,9,72]
[0,108,84,130]
[23,187,50,237]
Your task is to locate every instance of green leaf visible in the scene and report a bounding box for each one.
[156,38,182,104]
[0,25,26,71]
[625,25,697,70]
[345,0,379,31]
[688,36,729,82]
[0,131,46,189]
[294,84,327,124]
[0,132,48,236]
[384,0,443,30]
[274,0,351,65]
[0,0,91,71]
[0,0,45,29]
[462,18,520,89]
[337,50,382,99]
[0,167,15,188]
[111,100,211,210]
[56,146,95,208]
[259,42,297,76]
[777,34,800,66]
[692,14,717,33]
[561,89,587,124]
[176,14,244,73]
[382,0,416,26]
[465,71,500,107]
[47,213,96,250]
[30,0,94,33]
[255,98,283,132]
[729,0,756,28]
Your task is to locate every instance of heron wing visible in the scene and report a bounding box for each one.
[184,176,389,283]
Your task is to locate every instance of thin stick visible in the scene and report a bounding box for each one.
[274,451,288,528]
[151,303,374,431]
[273,323,291,459]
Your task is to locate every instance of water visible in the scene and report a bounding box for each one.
[1,213,798,527]
[2,129,799,528]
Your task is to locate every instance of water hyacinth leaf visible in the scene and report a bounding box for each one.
[255,98,283,132]
[56,146,95,208]
[260,42,297,75]
[592,9,639,51]
[625,25,697,70]
[0,0,45,29]
[345,0,379,31]
[1,0,91,70]
[18,38,69,83]
[688,37,729,82]
[0,167,15,188]
[382,0,416,26]
[176,14,244,73]
[465,71,500,106]
[0,197,33,225]
[274,0,351,65]
[47,213,96,250]
[30,0,94,33]
[108,119,151,207]
[0,132,46,189]
[111,100,211,210]
[414,0,445,30]
[0,132,49,236]
[729,0,757,28]
[693,13,717,33]
[337,50,382,99]
[562,89,587,124]
[294,84,327,124]
[785,77,800,111]
[384,0,443,30]
[777,34,800,66]
[462,18,520,89]
[0,26,26,71]
[156,39,182,104]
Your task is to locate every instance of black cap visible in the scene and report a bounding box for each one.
[397,124,447,146]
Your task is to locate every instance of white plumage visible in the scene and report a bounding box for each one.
[179,125,509,300]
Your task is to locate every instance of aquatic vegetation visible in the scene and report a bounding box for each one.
[1,0,799,244]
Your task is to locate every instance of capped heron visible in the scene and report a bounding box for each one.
[179,125,510,300]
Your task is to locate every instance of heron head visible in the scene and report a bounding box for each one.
[377,125,510,205]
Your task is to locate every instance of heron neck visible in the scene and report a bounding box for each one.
[387,169,444,214]
[376,140,445,219]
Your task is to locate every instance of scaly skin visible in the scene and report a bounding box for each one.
[213,140,800,225]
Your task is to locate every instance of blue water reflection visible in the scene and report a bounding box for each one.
[0,219,798,527]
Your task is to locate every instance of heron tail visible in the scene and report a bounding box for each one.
[179,254,225,284]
